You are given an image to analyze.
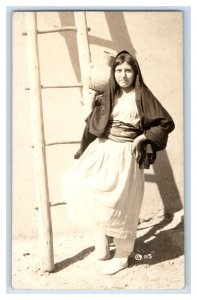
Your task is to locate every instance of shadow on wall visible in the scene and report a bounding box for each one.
[88,12,136,55]
[145,150,183,215]
[58,11,136,83]
[58,12,81,83]
[58,11,183,216]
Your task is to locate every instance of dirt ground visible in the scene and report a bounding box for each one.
[12,206,184,291]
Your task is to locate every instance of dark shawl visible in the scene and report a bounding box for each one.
[75,51,175,167]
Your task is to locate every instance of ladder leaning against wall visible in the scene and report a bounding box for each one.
[25,12,91,272]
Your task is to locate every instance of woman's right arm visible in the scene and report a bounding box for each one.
[132,133,148,156]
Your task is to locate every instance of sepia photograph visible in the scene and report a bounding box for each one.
[12,10,184,290]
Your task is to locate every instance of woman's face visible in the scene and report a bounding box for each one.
[114,61,135,90]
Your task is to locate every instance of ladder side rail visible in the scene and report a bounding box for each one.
[74,12,93,119]
[25,12,54,272]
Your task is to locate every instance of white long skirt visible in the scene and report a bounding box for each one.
[61,138,144,239]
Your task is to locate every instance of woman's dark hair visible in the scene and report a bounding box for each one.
[109,50,144,97]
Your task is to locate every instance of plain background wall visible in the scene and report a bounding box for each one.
[12,11,183,238]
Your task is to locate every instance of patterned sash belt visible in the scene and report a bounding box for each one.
[101,120,141,142]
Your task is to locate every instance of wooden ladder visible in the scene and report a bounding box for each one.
[25,12,91,272]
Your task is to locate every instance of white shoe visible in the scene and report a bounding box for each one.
[101,257,128,275]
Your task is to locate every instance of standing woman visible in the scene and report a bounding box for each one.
[61,50,175,275]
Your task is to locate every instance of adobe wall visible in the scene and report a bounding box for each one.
[12,11,183,238]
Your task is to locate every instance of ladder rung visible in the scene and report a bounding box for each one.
[38,26,77,34]
[22,26,90,36]
[25,83,83,90]
[45,140,80,146]
[41,84,83,89]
